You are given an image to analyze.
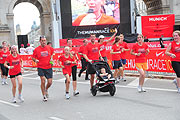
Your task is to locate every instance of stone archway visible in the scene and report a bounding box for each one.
[6,0,51,45]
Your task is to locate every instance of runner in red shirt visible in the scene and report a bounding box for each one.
[66,39,79,96]
[118,34,129,82]
[110,36,122,83]
[0,46,3,84]
[83,33,103,90]
[131,34,149,93]
[98,28,117,62]
[32,36,54,102]
[4,45,24,103]
[0,46,10,85]
[165,31,180,93]
[78,39,89,80]
[58,46,77,99]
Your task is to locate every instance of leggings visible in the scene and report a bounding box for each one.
[171,61,180,77]
[79,58,88,79]
[72,65,77,81]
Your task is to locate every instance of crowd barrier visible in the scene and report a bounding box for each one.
[21,48,174,73]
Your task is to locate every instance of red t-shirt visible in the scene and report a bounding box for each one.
[84,42,100,60]
[72,13,119,26]
[99,42,107,57]
[78,45,86,58]
[132,43,148,63]
[32,45,54,69]
[119,42,129,59]
[111,44,121,61]
[6,54,22,75]
[171,41,180,62]
[0,51,10,63]
[59,55,75,76]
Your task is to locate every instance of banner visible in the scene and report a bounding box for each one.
[141,14,175,39]
[22,48,174,73]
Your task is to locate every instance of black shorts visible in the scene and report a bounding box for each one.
[1,64,9,76]
[38,68,53,79]
[171,61,180,77]
[112,60,122,69]
[10,72,22,78]
[87,62,96,74]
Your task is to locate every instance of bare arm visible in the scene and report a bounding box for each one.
[83,54,91,63]
[57,59,65,68]
[165,43,176,58]
[4,61,14,69]
[110,49,121,54]
[107,28,117,43]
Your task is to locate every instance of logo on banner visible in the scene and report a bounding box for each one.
[149,17,168,22]
[156,51,164,57]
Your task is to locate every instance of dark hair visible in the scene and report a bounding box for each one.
[2,41,7,45]
[113,36,120,45]
[39,35,46,40]
[67,38,72,43]
[47,42,52,45]
[90,33,96,37]
[83,39,87,43]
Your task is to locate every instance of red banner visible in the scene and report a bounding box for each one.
[22,48,174,73]
[142,14,175,39]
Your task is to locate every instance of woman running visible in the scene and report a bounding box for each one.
[98,28,117,62]
[0,46,10,85]
[130,34,149,93]
[118,34,129,82]
[58,46,77,99]
[165,31,180,93]
[4,45,24,103]
[110,36,122,83]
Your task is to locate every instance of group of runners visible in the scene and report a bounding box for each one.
[0,29,180,102]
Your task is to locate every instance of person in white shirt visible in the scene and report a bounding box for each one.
[26,43,34,55]
[20,44,26,55]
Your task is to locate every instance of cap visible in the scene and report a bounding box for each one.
[27,43,30,46]
[99,35,105,39]
[21,44,24,47]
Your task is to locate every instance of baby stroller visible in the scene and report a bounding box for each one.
[91,60,116,96]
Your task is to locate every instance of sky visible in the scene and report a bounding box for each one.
[13,2,40,35]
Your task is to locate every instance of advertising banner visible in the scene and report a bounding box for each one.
[141,14,175,39]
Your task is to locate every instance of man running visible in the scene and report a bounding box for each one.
[32,36,54,102]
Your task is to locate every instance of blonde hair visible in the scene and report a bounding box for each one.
[173,30,180,36]
[64,46,73,58]
[11,45,18,54]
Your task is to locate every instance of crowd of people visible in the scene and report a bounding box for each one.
[0,29,180,103]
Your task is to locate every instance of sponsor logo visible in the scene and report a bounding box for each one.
[156,51,164,57]
[41,51,49,57]
[149,17,167,22]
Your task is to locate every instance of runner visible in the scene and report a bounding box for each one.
[32,36,54,102]
[58,46,77,99]
[4,45,24,103]
[98,28,117,62]
[165,31,180,93]
[110,36,122,83]
[0,46,10,85]
[0,46,3,84]
[118,34,129,82]
[26,43,34,55]
[83,33,103,90]
[66,39,79,96]
[20,44,26,55]
[78,39,89,80]
[130,34,149,93]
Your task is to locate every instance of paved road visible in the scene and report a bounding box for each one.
[0,70,179,120]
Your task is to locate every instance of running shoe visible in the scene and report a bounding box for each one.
[12,97,16,103]
[173,79,178,89]
[1,81,4,85]
[115,78,120,84]
[18,95,24,102]
[178,88,180,93]
[65,93,70,99]
[73,90,79,96]
[4,81,8,85]
[43,96,48,102]
[120,78,126,82]
[141,87,146,92]
[137,86,142,93]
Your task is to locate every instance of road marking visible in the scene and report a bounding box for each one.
[22,73,37,77]
[127,78,149,86]
[49,117,64,120]
[0,100,20,107]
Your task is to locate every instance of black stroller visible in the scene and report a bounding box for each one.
[91,61,116,96]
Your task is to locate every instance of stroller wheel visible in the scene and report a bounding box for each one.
[109,84,116,96]
[91,85,97,96]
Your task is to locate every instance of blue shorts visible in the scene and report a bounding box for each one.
[112,60,122,69]
[121,59,126,65]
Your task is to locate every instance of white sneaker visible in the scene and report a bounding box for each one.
[4,81,8,85]
[1,81,4,85]
[12,97,16,103]
[45,90,49,98]
[18,95,24,102]
[115,78,120,84]
[173,79,178,89]
[137,86,142,93]
[43,96,48,102]
[178,88,180,93]
[73,90,79,96]
[120,78,126,82]
[65,93,70,99]
[141,87,146,92]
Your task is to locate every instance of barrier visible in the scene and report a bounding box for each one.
[21,48,174,73]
